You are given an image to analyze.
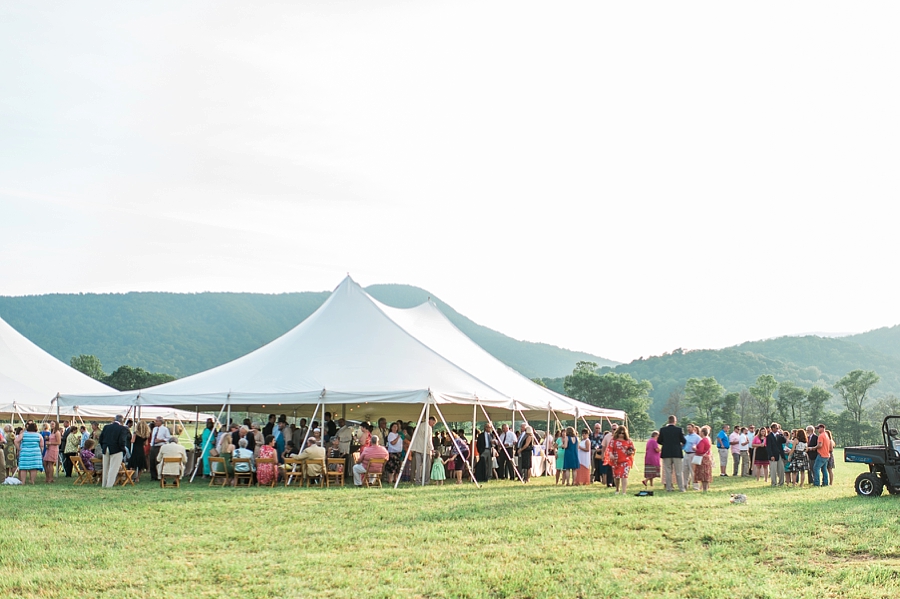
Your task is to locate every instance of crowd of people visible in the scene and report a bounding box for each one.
[0,411,839,494]
[652,416,837,492]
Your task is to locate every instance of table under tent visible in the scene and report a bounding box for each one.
[58,276,625,486]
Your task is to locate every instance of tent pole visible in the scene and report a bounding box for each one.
[422,401,431,487]
[433,402,479,488]
[394,402,427,489]
[478,401,525,484]
[471,403,477,473]
[190,401,228,483]
[299,399,322,452]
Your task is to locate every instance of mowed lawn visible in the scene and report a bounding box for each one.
[2,453,899,599]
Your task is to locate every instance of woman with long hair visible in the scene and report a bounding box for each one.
[43,421,61,483]
[518,426,534,483]
[606,425,635,495]
[753,426,769,482]
[692,426,713,493]
[256,435,279,486]
[574,428,592,485]
[200,419,215,477]
[554,430,565,485]
[561,426,579,486]
[642,431,661,487]
[384,422,404,484]
[3,424,16,477]
[788,429,809,488]
[129,421,151,481]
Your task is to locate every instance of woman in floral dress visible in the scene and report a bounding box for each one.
[255,435,279,486]
[605,426,635,495]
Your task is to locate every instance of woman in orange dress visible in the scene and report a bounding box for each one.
[605,426,635,495]
[574,428,592,485]
[44,421,61,483]
[255,435,279,486]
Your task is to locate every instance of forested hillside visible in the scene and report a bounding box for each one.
[0,285,616,379]
[543,335,900,426]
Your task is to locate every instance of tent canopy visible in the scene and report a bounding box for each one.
[58,277,625,423]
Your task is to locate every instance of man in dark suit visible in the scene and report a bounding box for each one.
[767,423,787,487]
[98,415,132,488]
[475,424,496,482]
[657,415,687,492]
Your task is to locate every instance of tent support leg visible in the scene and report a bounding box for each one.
[299,402,321,452]
[421,402,430,486]
[190,402,227,483]
[478,402,525,484]
[394,402,428,489]
[471,403,477,472]
[433,403,480,489]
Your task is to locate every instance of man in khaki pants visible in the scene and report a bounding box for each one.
[98,415,130,488]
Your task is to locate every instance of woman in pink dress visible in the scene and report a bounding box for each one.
[44,421,61,483]
[574,429,592,485]
[642,431,661,487]
[605,426,635,495]
[255,435,278,486]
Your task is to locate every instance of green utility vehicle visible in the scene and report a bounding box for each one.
[844,415,900,497]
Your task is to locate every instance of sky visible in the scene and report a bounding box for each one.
[2,2,900,364]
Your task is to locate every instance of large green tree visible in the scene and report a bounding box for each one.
[717,392,740,428]
[777,381,807,430]
[749,374,778,425]
[833,369,880,445]
[70,354,105,381]
[684,376,725,427]
[805,386,831,426]
[564,362,654,437]
[103,365,176,392]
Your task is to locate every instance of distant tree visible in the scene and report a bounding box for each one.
[564,362,654,437]
[531,378,547,388]
[777,381,807,430]
[833,369,880,446]
[662,387,690,423]
[70,354,105,381]
[738,389,753,425]
[103,365,176,392]
[717,392,740,428]
[749,375,778,425]
[805,386,831,427]
[867,394,900,438]
[684,377,725,427]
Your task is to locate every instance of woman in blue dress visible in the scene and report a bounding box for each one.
[562,426,580,487]
[16,421,44,485]
[200,419,215,476]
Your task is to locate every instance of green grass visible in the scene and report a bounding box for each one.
[2,455,898,599]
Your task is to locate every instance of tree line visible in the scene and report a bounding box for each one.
[70,354,176,391]
[561,361,889,446]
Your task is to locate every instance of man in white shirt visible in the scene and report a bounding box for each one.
[497,424,517,480]
[682,424,701,490]
[335,418,354,456]
[741,426,753,476]
[157,437,187,479]
[410,416,435,485]
[148,417,171,481]
[729,425,742,477]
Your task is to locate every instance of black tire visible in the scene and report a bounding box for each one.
[855,472,884,497]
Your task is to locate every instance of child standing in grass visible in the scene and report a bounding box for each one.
[431,451,447,485]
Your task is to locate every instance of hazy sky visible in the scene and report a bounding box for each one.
[2,2,899,364]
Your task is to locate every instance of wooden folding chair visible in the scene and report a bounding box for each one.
[325,458,345,488]
[363,458,386,488]
[305,458,326,488]
[91,458,103,484]
[71,455,90,486]
[208,457,228,487]
[255,458,278,488]
[282,458,304,487]
[160,457,182,488]
[116,463,136,487]
[232,458,254,487]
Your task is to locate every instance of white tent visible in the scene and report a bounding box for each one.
[0,315,214,424]
[58,276,624,425]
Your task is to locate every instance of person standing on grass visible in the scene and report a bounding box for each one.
[590,423,604,483]
[826,430,836,485]
[788,429,809,487]
[692,426,713,493]
[98,415,131,488]
[657,415,686,492]
[682,424,701,490]
[16,422,44,485]
[739,427,751,476]
[716,425,730,477]
[809,424,831,486]
[561,426,578,486]
[729,425,741,477]
[44,421,61,483]
[516,427,534,483]
[607,426,635,495]
[600,424,617,487]
[753,427,769,482]
[642,431,661,487]
[574,428,592,485]
[497,424,516,480]
[767,423,787,487]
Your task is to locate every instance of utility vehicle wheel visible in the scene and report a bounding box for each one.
[855,472,884,497]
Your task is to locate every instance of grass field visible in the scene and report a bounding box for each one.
[2,453,898,599]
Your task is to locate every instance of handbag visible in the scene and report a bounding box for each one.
[691,455,703,466]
